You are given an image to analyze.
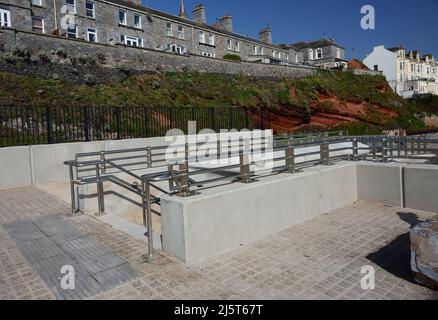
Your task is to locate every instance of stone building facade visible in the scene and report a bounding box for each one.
[282,39,347,69]
[0,0,299,66]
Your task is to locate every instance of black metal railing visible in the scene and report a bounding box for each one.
[0,105,271,147]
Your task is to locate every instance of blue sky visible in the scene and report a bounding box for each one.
[141,0,438,60]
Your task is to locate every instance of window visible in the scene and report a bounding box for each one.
[170,44,186,55]
[67,25,77,38]
[272,50,277,58]
[177,25,184,39]
[316,48,323,59]
[374,65,378,71]
[86,1,95,18]
[208,34,215,46]
[119,10,127,25]
[122,35,143,47]
[166,22,173,37]
[32,17,44,34]
[227,39,239,52]
[134,14,142,29]
[252,46,257,55]
[87,28,97,42]
[199,31,205,43]
[309,49,314,60]
[285,54,290,61]
[31,0,43,6]
[0,9,11,28]
[66,0,76,14]
[336,48,341,59]
[201,51,215,58]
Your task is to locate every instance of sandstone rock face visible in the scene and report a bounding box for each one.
[410,218,438,290]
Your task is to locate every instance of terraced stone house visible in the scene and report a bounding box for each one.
[0,0,304,66]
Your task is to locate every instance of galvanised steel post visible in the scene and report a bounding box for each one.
[320,142,330,165]
[69,163,77,216]
[146,147,152,168]
[142,179,153,261]
[382,138,388,163]
[95,163,105,216]
[285,143,295,173]
[352,139,358,161]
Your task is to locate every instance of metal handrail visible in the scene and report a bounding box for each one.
[65,133,438,261]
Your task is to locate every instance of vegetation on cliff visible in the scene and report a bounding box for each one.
[0,69,435,133]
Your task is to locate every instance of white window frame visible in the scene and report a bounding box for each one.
[86,28,97,42]
[199,31,205,44]
[208,34,215,46]
[316,48,323,59]
[67,25,78,38]
[119,10,127,25]
[0,9,11,28]
[86,1,95,19]
[134,14,142,29]
[177,25,184,40]
[201,51,215,58]
[66,0,76,14]
[166,22,173,37]
[32,16,45,34]
[170,44,186,55]
[227,39,239,52]
[31,0,43,6]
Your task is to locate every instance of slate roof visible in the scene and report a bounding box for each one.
[289,39,345,50]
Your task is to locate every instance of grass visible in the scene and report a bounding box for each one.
[0,69,432,133]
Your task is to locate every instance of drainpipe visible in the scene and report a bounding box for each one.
[53,0,58,33]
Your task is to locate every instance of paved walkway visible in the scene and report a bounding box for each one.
[0,187,437,300]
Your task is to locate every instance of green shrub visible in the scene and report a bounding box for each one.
[223,54,242,62]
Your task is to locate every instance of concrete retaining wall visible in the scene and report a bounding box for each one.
[0,146,32,189]
[161,161,438,264]
[161,162,358,264]
[404,165,438,212]
[356,162,404,207]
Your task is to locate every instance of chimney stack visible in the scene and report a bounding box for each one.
[193,4,206,24]
[217,14,233,33]
[259,27,272,44]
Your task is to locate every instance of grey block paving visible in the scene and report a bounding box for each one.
[4,214,142,300]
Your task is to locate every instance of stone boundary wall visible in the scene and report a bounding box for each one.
[0,28,317,83]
